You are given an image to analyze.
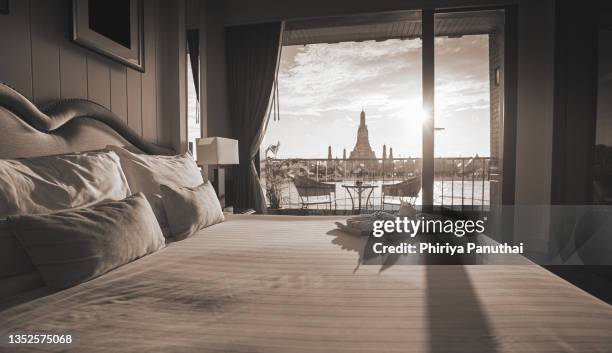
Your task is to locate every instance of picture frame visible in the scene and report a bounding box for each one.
[72,0,144,72]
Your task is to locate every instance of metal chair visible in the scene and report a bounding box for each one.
[381,174,422,206]
[292,175,336,211]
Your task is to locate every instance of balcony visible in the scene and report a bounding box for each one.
[260,157,493,215]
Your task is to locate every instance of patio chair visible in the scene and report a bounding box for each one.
[381,174,422,206]
[292,175,336,211]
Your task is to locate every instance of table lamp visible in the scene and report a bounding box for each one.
[196,137,239,207]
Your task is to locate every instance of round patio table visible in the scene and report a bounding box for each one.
[342,184,378,213]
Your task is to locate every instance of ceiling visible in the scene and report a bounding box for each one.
[282,10,504,46]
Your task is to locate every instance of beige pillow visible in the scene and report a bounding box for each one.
[0,150,131,218]
[106,145,203,194]
[106,145,203,236]
[8,193,165,290]
[160,182,224,240]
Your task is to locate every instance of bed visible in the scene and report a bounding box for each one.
[1,83,612,353]
[2,215,612,353]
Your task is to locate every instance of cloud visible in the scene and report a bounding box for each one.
[265,35,492,158]
[278,39,422,115]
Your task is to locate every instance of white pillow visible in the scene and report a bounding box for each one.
[0,151,131,218]
[160,182,224,240]
[8,193,165,290]
[106,145,204,235]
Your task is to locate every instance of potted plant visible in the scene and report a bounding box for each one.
[263,142,286,212]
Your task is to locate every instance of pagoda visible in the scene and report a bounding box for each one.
[349,109,377,160]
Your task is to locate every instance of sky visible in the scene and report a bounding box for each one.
[261,34,492,159]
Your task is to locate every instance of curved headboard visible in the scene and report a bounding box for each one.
[0,83,174,159]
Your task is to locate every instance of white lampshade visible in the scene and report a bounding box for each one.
[196,137,239,165]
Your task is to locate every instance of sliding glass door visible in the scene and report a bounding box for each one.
[258,8,515,214]
[419,8,510,213]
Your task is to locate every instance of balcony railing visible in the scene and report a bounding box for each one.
[260,157,493,213]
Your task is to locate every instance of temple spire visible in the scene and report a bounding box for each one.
[360,108,366,126]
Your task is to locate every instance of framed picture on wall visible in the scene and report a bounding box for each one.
[72,0,144,72]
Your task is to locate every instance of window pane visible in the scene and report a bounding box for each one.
[433,10,505,208]
[187,53,201,158]
[261,18,424,211]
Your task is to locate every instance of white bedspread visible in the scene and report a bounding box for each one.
[1,215,611,353]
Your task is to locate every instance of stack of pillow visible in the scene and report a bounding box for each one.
[0,146,224,295]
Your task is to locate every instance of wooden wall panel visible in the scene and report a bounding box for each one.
[176,0,187,154]
[0,1,181,149]
[30,0,62,105]
[59,48,88,100]
[127,68,143,135]
[158,0,187,153]
[58,0,87,100]
[142,0,158,142]
[156,0,165,145]
[110,64,128,124]
[0,0,33,99]
[86,54,111,108]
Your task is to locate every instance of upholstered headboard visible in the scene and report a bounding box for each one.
[0,83,174,159]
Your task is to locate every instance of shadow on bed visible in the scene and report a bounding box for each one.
[326,230,499,352]
[426,266,499,353]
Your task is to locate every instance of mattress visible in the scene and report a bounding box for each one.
[1,215,611,353]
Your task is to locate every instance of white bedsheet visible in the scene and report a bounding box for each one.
[1,215,611,353]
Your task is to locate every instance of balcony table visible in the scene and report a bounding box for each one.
[342,183,378,213]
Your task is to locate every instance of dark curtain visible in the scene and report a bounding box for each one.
[551,3,600,205]
[226,22,283,213]
[186,29,200,99]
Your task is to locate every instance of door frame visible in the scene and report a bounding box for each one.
[420,5,518,209]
